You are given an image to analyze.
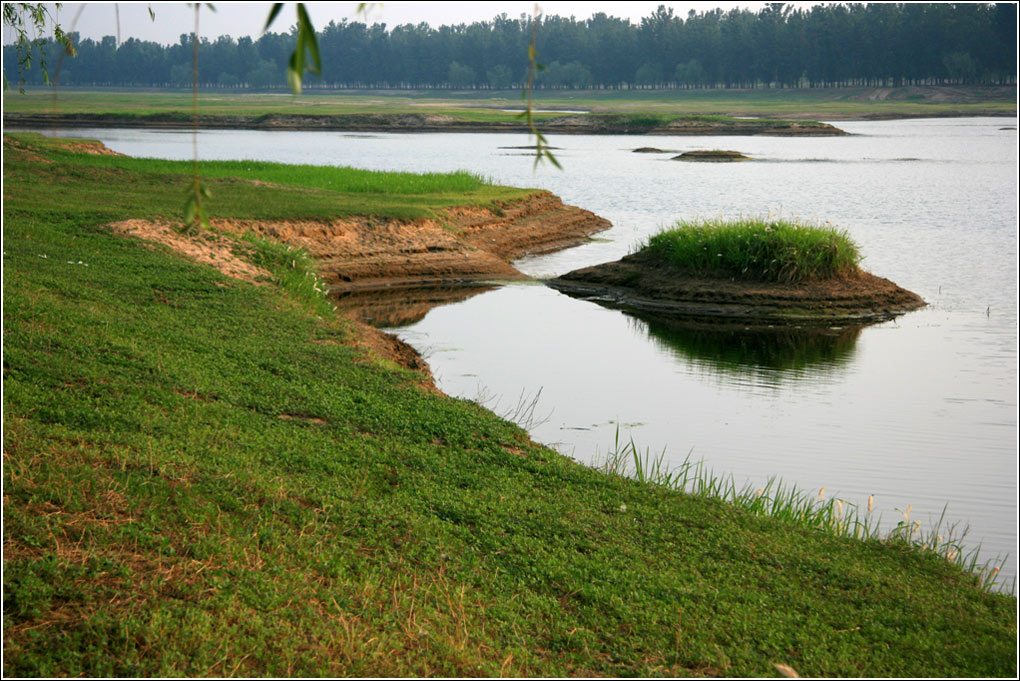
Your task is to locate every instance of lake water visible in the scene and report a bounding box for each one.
[30,118,1018,589]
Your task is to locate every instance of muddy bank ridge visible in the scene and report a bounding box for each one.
[549,249,926,324]
[3,111,847,136]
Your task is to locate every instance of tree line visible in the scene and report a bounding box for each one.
[6,3,1017,91]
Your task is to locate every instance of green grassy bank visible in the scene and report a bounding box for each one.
[3,86,1017,120]
[2,133,530,221]
[3,135,1016,677]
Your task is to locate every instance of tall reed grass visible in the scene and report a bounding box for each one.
[595,428,1009,592]
[644,216,863,283]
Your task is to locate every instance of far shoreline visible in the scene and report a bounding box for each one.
[6,110,1016,137]
[2,111,852,135]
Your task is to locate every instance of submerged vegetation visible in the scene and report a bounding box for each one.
[644,217,864,283]
[2,135,1016,677]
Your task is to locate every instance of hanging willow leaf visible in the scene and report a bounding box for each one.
[263,2,284,31]
[3,3,76,92]
[182,181,212,234]
[523,9,561,171]
[263,2,322,94]
[296,3,321,75]
[288,35,305,93]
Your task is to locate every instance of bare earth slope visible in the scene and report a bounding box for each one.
[144,191,609,292]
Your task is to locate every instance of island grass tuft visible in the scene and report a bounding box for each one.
[644,217,863,283]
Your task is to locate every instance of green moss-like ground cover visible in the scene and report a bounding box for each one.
[2,134,1016,677]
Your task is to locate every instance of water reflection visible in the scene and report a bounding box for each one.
[628,311,863,384]
[331,282,497,327]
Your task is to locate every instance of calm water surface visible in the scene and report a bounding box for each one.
[37,119,1018,588]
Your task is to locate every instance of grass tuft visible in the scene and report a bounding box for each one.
[236,232,334,317]
[595,427,1010,593]
[643,216,863,283]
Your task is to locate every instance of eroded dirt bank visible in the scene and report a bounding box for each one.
[549,250,926,324]
[107,190,607,376]
[106,217,435,378]
[214,191,610,291]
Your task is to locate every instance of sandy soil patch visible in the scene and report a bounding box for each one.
[107,220,271,284]
[106,218,436,378]
[64,139,126,156]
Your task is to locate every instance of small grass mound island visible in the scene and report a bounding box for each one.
[672,149,751,162]
[550,217,926,324]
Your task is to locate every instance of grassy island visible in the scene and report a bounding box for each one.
[550,218,926,324]
[3,135,1014,677]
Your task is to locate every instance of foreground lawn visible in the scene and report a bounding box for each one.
[2,135,1016,677]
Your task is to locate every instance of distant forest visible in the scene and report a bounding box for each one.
[7,3,1017,90]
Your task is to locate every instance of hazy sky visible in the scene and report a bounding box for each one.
[7,2,798,46]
